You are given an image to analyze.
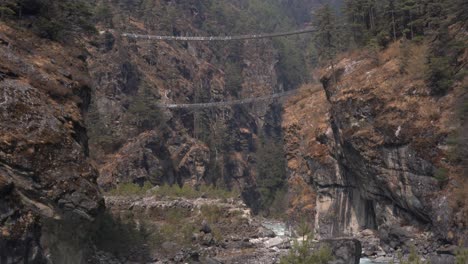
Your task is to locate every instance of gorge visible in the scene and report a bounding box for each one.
[0,0,467,263]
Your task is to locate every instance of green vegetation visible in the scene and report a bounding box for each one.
[456,247,468,264]
[200,204,224,223]
[107,182,153,196]
[107,182,239,200]
[434,167,449,182]
[126,83,167,133]
[2,0,97,41]
[313,4,344,83]
[43,212,151,262]
[280,221,333,264]
[255,133,288,217]
[146,204,231,250]
[391,246,428,264]
[341,0,466,96]
[90,212,150,260]
[224,61,243,98]
[186,0,310,90]
[0,1,17,19]
[154,184,239,200]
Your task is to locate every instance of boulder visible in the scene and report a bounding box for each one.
[316,238,361,264]
[258,226,276,238]
[200,233,215,246]
[264,237,289,248]
[436,244,458,255]
[200,219,212,234]
[429,254,456,264]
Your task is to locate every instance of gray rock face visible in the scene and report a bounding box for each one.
[86,2,286,204]
[97,130,210,189]
[429,254,456,264]
[316,238,362,264]
[0,25,103,262]
[282,56,467,261]
[258,226,277,238]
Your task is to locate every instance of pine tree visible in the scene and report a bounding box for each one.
[0,0,17,19]
[314,4,342,84]
[451,0,468,25]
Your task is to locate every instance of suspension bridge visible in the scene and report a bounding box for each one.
[121,28,316,42]
[122,27,317,108]
[157,90,297,109]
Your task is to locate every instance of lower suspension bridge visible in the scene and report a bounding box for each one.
[157,90,298,109]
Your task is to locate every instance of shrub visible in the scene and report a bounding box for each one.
[200,204,223,223]
[126,84,167,133]
[34,17,66,42]
[280,221,332,264]
[90,212,149,259]
[391,246,428,264]
[224,61,243,98]
[426,56,454,95]
[5,0,97,41]
[149,184,239,199]
[456,247,468,264]
[107,182,153,196]
[43,211,151,262]
[434,167,449,182]
[0,2,17,19]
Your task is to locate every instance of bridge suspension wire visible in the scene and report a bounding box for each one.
[122,28,316,42]
[157,90,298,109]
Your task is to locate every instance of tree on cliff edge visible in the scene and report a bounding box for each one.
[313,4,342,86]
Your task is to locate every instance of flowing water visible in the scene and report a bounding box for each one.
[261,220,290,237]
[261,221,388,264]
[360,258,380,264]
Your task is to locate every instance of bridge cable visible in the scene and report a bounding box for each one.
[122,28,316,42]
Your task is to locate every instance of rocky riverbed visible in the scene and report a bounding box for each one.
[100,194,362,264]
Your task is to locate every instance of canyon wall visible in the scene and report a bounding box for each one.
[85,0,298,213]
[0,24,103,262]
[283,44,467,255]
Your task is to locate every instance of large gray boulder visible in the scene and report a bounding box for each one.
[316,238,362,264]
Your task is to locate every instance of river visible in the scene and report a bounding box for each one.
[261,220,388,264]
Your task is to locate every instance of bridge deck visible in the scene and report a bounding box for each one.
[157,90,296,109]
[122,28,315,42]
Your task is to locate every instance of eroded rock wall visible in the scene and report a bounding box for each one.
[0,25,103,262]
[283,44,467,254]
[86,1,285,196]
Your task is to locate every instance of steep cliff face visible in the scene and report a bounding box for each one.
[283,43,467,254]
[0,24,103,262]
[282,84,329,222]
[86,0,287,201]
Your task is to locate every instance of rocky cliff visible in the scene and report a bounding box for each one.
[1,0,466,262]
[0,0,311,261]
[85,0,295,213]
[283,42,467,259]
[0,24,103,262]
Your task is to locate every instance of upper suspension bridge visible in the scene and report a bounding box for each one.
[122,27,317,108]
[121,28,316,42]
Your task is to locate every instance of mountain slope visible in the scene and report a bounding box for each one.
[283,41,467,259]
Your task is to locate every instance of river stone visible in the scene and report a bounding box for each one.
[316,238,362,264]
[436,244,458,255]
[258,226,276,238]
[200,219,212,234]
[200,233,215,246]
[264,237,288,248]
[429,254,456,264]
